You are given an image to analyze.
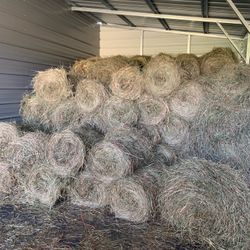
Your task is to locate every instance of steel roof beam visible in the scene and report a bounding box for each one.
[71,6,248,25]
[201,0,209,33]
[144,0,170,30]
[101,0,135,27]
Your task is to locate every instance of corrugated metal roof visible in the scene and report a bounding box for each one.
[66,0,250,37]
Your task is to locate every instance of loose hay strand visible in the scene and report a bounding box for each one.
[0,162,16,195]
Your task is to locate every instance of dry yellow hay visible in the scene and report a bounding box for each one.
[71,56,129,86]
[144,53,181,97]
[0,162,16,195]
[33,68,72,104]
[159,158,250,249]
[5,132,47,170]
[200,47,238,75]
[69,172,107,208]
[0,122,18,160]
[101,96,139,129]
[18,163,63,208]
[175,53,200,82]
[75,79,108,114]
[138,95,169,125]
[169,81,204,122]
[110,66,143,100]
[47,130,86,178]
[128,55,151,69]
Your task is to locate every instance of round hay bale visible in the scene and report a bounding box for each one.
[75,79,108,114]
[110,66,143,100]
[168,81,204,121]
[50,98,80,131]
[5,132,47,170]
[128,55,151,70]
[71,56,129,86]
[86,141,134,181]
[158,114,189,148]
[20,93,53,132]
[18,163,63,208]
[144,53,181,97]
[106,127,153,166]
[47,130,86,178]
[33,68,72,103]
[69,172,107,208]
[0,162,16,195]
[154,144,177,166]
[175,53,200,82]
[200,47,238,75]
[159,158,250,249]
[0,122,18,160]
[107,174,155,223]
[138,95,169,126]
[102,96,139,129]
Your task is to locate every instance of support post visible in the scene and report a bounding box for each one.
[246,33,250,64]
[140,30,144,56]
[217,23,246,61]
[187,34,191,54]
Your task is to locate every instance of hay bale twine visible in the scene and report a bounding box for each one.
[175,53,200,82]
[138,95,169,126]
[154,144,177,166]
[0,162,16,195]
[75,79,108,114]
[20,93,52,132]
[69,172,107,208]
[102,96,139,129]
[168,81,204,122]
[50,98,80,132]
[0,122,18,160]
[128,55,151,70]
[159,158,250,249]
[71,56,129,86]
[110,66,143,100]
[47,130,86,178]
[18,163,63,208]
[6,132,47,170]
[144,54,181,97]
[107,165,163,223]
[158,114,189,149]
[200,47,238,75]
[33,68,72,103]
[86,141,134,181]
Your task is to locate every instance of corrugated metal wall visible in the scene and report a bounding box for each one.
[100,27,241,57]
[0,0,99,121]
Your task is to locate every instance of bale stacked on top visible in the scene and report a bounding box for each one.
[144,53,181,97]
[128,55,151,70]
[159,158,250,249]
[200,47,238,75]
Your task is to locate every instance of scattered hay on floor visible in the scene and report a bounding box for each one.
[0,122,18,160]
[169,81,204,122]
[5,132,47,170]
[20,93,53,132]
[86,140,133,181]
[110,66,143,100]
[47,130,86,178]
[0,162,16,195]
[69,172,107,208]
[18,163,63,208]
[33,68,72,104]
[128,55,151,70]
[158,114,189,149]
[75,79,108,114]
[71,56,129,86]
[144,53,181,97]
[154,144,177,166]
[159,158,250,249]
[200,47,238,75]
[138,95,169,126]
[175,53,200,82]
[102,96,139,129]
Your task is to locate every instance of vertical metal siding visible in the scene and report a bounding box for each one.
[0,0,99,121]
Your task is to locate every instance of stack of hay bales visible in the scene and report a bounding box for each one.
[0,48,249,249]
